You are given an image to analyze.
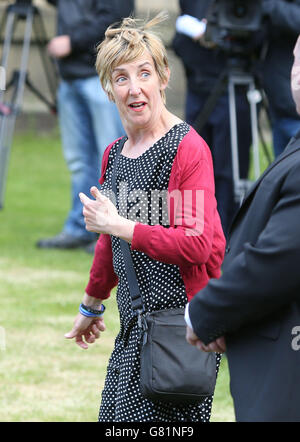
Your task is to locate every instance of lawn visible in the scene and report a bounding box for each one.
[0,127,239,422]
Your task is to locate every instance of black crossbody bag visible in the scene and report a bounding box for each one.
[111,137,217,404]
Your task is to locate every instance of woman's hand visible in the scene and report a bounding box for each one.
[79,186,135,242]
[79,186,119,235]
[65,313,106,350]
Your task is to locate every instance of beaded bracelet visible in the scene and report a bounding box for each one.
[79,303,105,318]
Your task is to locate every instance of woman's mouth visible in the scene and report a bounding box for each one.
[128,101,146,111]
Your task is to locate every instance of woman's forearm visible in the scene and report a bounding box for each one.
[110,217,136,243]
[82,292,103,308]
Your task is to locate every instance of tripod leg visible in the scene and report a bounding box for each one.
[14,9,33,111]
[25,75,56,111]
[0,10,16,103]
[0,6,7,36]
[0,114,15,209]
[228,72,262,204]
[0,7,34,209]
[0,10,18,208]
[228,77,241,202]
[32,8,57,108]
[248,79,261,181]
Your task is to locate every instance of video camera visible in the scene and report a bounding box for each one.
[205,0,263,55]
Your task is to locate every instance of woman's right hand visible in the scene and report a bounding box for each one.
[65,313,106,349]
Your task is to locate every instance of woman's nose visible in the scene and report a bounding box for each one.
[129,81,141,96]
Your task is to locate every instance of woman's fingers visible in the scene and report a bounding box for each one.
[91,323,101,338]
[97,318,106,331]
[84,332,96,344]
[65,316,106,349]
[90,186,103,200]
[75,335,89,350]
[79,192,92,205]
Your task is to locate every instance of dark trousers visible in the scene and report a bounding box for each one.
[186,90,252,237]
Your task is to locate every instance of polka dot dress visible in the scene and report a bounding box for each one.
[99,123,221,422]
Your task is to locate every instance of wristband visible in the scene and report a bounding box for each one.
[79,303,105,318]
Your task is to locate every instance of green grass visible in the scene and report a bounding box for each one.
[0,128,238,422]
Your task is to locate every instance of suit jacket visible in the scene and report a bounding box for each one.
[189,132,300,421]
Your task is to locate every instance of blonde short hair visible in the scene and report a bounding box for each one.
[95,13,169,103]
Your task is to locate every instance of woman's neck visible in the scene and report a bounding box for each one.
[123,109,183,158]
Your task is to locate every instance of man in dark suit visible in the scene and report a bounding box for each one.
[185,36,300,422]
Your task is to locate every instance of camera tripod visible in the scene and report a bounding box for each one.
[0,0,58,209]
[193,56,271,204]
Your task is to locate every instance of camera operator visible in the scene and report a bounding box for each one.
[173,0,252,237]
[261,0,300,156]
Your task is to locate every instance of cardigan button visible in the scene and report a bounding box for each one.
[225,245,230,254]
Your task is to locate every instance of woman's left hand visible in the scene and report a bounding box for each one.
[79,186,119,235]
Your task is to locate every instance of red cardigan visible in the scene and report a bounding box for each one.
[85,126,225,302]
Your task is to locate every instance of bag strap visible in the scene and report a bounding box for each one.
[111,137,145,313]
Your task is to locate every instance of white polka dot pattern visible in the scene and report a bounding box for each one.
[99,123,221,422]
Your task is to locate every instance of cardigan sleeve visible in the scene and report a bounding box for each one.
[85,233,118,299]
[85,140,120,299]
[131,130,223,268]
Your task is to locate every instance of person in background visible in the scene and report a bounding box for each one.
[185,35,300,423]
[173,0,252,237]
[65,14,225,422]
[260,0,300,157]
[37,0,134,252]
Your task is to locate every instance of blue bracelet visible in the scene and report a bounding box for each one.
[79,303,105,318]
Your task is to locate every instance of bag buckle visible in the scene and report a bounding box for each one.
[136,309,149,346]
[136,309,147,330]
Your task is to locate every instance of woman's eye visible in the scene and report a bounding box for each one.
[141,71,150,78]
[116,76,126,83]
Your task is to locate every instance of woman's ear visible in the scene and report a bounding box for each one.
[108,92,115,103]
[161,67,171,91]
[106,89,115,103]
[104,81,115,102]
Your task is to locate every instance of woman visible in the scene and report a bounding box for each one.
[65,14,226,422]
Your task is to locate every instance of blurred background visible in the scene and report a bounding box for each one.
[0,0,185,130]
[0,0,278,422]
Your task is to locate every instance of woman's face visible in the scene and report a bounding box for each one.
[110,51,169,131]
